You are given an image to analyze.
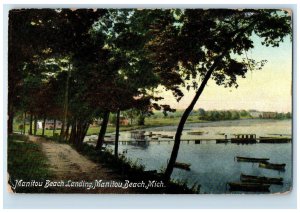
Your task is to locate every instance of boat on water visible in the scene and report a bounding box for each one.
[174,162,191,171]
[216,139,229,144]
[240,174,283,185]
[231,134,257,144]
[161,135,173,139]
[259,162,286,171]
[228,182,270,192]
[187,131,205,135]
[236,156,269,163]
[259,137,291,143]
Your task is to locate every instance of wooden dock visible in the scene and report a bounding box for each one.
[100,137,291,145]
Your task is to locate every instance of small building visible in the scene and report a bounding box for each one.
[37,120,62,130]
[262,112,277,119]
[90,118,102,127]
[249,110,263,118]
[119,117,129,126]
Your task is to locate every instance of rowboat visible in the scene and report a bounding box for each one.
[161,135,173,139]
[187,131,205,135]
[228,182,270,192]
[216,139,229,144]
[259,137,291,143]
[174,162,191,171]
[240,173,283,185]
[259,162,286,171]
[236,156,269,163]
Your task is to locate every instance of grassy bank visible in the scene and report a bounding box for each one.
[13,115,204,137]
[7,134,54,193]
[86,115,203,136]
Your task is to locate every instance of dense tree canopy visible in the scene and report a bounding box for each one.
[147,9,291,180]
[8,8,291,182]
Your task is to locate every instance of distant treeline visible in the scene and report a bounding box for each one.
[151,109,292,121]
[198,109,244,121]
[271,112,292,119]
[197,108,291,121]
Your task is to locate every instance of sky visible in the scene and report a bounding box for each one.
[158,34,292,113]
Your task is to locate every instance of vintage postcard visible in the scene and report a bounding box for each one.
[7,8,292,195]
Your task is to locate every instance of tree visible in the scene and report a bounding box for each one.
[91,9,176,151]
[146,9,292,181]
[198,108,206,119]
[8,9,61,134]
[240,110,248,117]
[55,9,107,142]
[9,9,108,138]
[231,111,240,120]
[224,111,232,120]
[122,109,139,125]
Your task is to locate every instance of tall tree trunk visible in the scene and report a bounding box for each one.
[163,21,258,182]
[75,121,81,146]
[95,111,110,150]
[42,117,46,136]
[78,122,89,149]
[23,112,26,134]
[83,124,89,142]
[64,122,71,140]
[69,121,76,144]
[60,62,71,141]
[67,121,89,149]
[53,119,56,136]
[29,114,33,135]
[33,116,37,136]
[59,123,64,139]
[114,110,120,158]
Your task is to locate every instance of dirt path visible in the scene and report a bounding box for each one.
[28,135,133,193]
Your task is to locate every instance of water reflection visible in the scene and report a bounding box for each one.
[85,119,292,194]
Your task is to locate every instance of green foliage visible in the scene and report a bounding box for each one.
[198,109,243,121]
[197,109,292,121]
[137,113,145,126]
[10,9,291,134]
[147,9,291,91]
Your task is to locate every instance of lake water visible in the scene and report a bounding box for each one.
[86,119,293,194]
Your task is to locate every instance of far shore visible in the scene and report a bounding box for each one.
[13,117,292,138]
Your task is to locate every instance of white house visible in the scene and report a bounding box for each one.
[249,110,263,118]
[37,120,62,129]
